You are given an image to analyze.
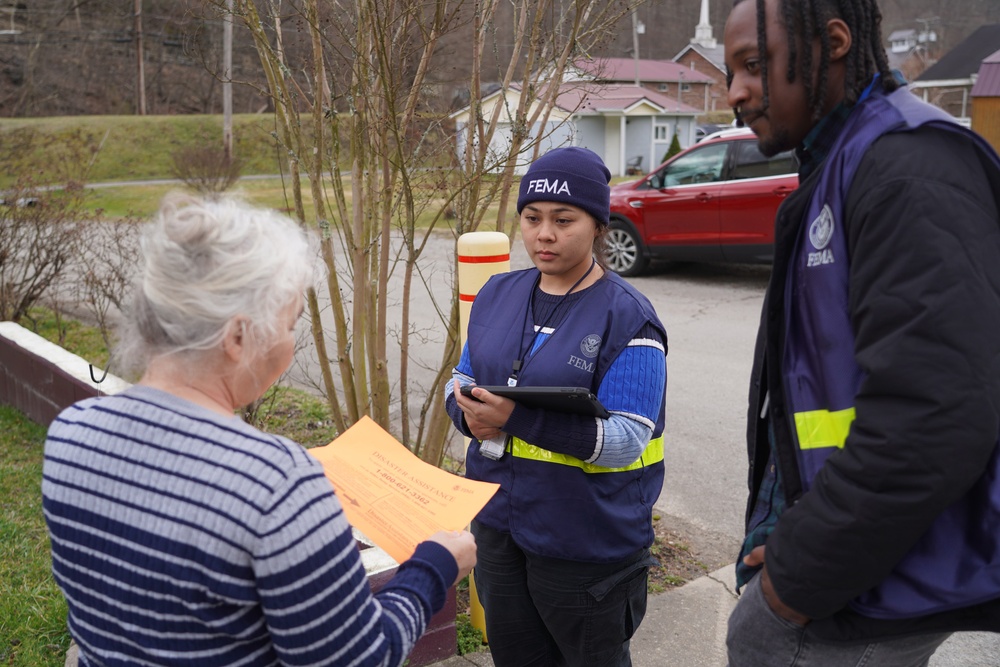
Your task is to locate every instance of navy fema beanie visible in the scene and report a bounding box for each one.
[517,146,612,226]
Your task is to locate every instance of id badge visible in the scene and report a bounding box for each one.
[480,433,509,460]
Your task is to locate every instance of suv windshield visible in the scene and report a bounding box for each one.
[645,138,797,190]
[647,143,729,189]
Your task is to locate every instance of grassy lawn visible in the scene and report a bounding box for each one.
[0,406,71,666]
[0,114,286,185]
[20,308,112,369]
[84,176,355,222]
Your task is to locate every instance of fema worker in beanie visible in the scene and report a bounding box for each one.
[724,0,1000,665]
[445,146,668,666]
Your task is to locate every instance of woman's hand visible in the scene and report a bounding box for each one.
[427,530,477,586]
[453,380,515,441]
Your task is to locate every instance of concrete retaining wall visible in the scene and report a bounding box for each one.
[0,321,456,665]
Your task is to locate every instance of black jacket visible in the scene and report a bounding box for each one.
[747,125,1000,640]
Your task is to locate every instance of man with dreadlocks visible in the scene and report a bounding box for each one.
[723,0,1000,664]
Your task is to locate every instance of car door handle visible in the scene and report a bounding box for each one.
[629,200,643,208]
[773,186,795,197]
[696,193,712,202]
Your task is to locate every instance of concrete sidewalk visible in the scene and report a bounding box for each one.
[431,564,739,667]
[429,563,1000,667]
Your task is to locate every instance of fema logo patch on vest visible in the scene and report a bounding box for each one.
[807,204,836,267]
[580,334,601,358]
[567,334,601,373]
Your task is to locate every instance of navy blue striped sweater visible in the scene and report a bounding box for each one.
[43,385,456,666]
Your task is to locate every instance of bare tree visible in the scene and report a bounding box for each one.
[169,142,245,194]
[0,128,103,323]
[72,219,141,357]
[227,0,639,464]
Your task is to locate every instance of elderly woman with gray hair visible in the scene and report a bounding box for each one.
[42,195,476,667]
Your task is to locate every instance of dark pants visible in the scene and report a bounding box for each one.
[471,521,654,667]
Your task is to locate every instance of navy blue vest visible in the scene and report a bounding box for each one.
[784,86,1000,618]
[465,269,665,562]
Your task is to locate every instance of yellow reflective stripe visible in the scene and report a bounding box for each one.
[509,436,664,473]
[794,408,856,450]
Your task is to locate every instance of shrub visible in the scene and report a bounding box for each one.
[170,144,244,194]
[661,131,683,164]
[456,614,486,655]
[0,129,103,323]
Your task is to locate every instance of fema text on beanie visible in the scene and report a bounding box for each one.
[516,146,612,226]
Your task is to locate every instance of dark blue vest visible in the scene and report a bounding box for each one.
[784,86,1000,618]
[465,269,665,562]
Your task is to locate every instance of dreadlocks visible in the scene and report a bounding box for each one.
[729,0,898,121]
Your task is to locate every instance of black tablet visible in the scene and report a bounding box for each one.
[460,385,610,419]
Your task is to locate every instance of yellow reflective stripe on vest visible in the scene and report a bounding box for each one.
[794,408,856,450]
[509,436,664,473]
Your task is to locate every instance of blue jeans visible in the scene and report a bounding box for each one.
[727,572,951,666]
[471,522,654,667]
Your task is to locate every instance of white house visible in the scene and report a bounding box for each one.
[451,73,701,177]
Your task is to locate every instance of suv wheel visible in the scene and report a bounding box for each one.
[606,220,649,276]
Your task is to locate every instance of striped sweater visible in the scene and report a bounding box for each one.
[42,385,457,667]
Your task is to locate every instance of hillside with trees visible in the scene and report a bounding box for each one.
[1,0,996,119]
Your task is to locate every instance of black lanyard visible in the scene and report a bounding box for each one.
[509,257,596,386]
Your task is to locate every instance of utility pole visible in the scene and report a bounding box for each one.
[223,0,233,161]
[134,0,146,115]
[915,16,940,58]
[631,9,640,86]
[632,7,646,86]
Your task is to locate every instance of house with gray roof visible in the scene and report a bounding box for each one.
[911,24,1000,124]
[971,48,1000,152]
[451,78,701,178]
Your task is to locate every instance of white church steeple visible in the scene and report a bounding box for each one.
[692,0,717,49]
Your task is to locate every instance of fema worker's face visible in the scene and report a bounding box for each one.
[519,201,599,284]
[724,0,814,156]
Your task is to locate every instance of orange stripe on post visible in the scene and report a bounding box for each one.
[458,253,510,264]
[459,293,476,302]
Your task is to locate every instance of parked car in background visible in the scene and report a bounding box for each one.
[694,123,729,142]
[0,196,40,208]
[605,128,799,276]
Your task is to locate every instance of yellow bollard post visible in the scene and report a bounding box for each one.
[456,231,511,645]
[457,232,511,348]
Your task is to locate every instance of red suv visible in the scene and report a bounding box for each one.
[605,128,799,275]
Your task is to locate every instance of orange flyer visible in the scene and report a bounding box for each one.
[309,416,499,564]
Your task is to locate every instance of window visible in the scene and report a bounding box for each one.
[658,83,669,92]
[730,141,798,180]
[648,143,729,188]
[654,125,670,141]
